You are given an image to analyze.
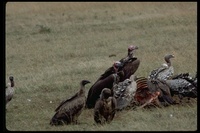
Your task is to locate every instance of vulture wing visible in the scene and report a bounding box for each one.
[55,92,79,112]
[51,95,86,125]
[97,67,115,81]
[120,58,140,81]
[86,73,119,108]
[94,99,104,124]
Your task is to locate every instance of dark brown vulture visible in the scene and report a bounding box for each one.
[118,45,140,81]
[86,45,140,108]
[94,88,117,124]
[86,71,124,109]
[148,54,175,81]
[165,72,197,103]
[6,76,15,105]
[50,80,90,126]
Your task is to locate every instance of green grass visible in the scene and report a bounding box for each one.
[5,2,197,131]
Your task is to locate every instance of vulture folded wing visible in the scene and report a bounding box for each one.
[148,66,167,80]
[121,58,140,81]
[55,93,79,112]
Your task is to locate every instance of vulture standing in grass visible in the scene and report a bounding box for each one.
[147,54,175,106]
[6,76,15,105]
[50,80,90,126]
[94,88,117,124]
[86,70,124,109]
[165,72,197,102]
[112,74,137,110]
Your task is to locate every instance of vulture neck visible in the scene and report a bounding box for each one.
[128,52,133,57]
[79,83,85,96]
[165,57,172,67]
[10,80,14,87]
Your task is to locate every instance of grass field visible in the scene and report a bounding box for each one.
[5,2,197,131]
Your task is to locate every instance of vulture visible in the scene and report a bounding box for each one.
[147,54,175,106]
[94,88,117,124]
[86,45,140,108]
[86,71,124,109]
[95,61,123,82]
[148,54,175,81]
[112,74,137,110]
[165,72,197,102]
[118,45,140,81]
[6,76,15,105]
[146,79,175,106]
[50,80,90,126]
[133,77,162,108]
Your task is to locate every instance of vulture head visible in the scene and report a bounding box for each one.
[128,45,138,56]
[113,61,123,73]
[7,76,14,87]
[164,54,174,67]
[9,76,14,81]
[81,80,91,86]
[100,88,112,100]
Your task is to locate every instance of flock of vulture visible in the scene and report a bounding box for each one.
[6,45,197,126]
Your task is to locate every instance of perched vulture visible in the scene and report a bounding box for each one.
[6,76,15,105]
[86,71,124,109]
[94,88,117,124]
[50,80,90,126]
[134,77,162,108]
[148,54,175,81]
[165,73,197,102]
[112,74,137,110]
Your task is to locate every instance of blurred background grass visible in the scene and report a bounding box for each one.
[5,2,197,131]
